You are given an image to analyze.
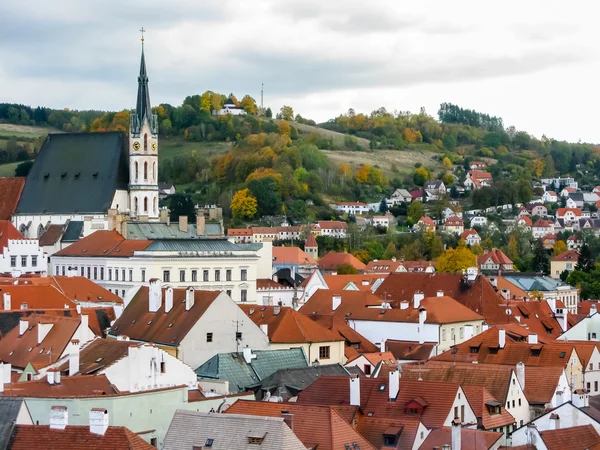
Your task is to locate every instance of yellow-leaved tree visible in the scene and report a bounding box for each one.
[231,189,257,219]
[442,157,452,170]
[553,240,567,256]
[436,244,477,273]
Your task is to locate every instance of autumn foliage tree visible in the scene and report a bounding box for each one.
[231,188,257,219]
[436,244,477,273]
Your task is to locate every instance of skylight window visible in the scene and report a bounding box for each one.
[95,358,103,363]
[205,438,214,447]
[379,384,385,391]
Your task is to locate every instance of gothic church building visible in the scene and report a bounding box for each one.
[12,45,160,239]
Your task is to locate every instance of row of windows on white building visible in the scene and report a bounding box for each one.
[10,255,39,268]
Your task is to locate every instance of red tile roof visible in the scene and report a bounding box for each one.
[359,351,397,366]
[7,424,155,450]
[469,170,493,180]
[317,221,348,230]
[462,385,514,429]
[0,178,25,220]
[318,252,366,271]
[227,228,253,236]
[239,305,342,344]
[0,220,25,253]
[0,374,118,398]
[384,340,436,361]
[52,337,133,375]
[533,219,553,228]
[225,400,374,450]
[38,225,64,247]
[418,216,435,227]
[556,208,582,217]
[272,246,316,265]
[552,249,579,262]
[305,232,318,248]
[422,427,502,450]
[0,284,73,310]
[539,425,600,450]
[478,248,513,266]
[256,278,291,290]
[323,273,387,291]
[507,301,566,338]
[356,416,422,450]
[445,216,464,226]
[54,230,151,257]
[110,286,221,346]
[365,260,435,274]
[460,229,479,240]
[519,216,533,226]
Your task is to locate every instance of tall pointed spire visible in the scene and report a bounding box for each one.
[132,28,156,134]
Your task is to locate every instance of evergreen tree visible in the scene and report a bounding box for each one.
[379,199,388,213]
[532,239,550,275]
[576,243,595,272]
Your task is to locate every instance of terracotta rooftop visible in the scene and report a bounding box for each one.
[323,273,387,291]
[418,216,435,227]
[110,286,221,346]
[225,400,374,450]
[461,385,514,429]
[507,301,568,339]
[318,252,366,271]
[0,178,25,220]
[365,260,435,274]
[256,278,292,290]
[552,249,579,261]
[305,232,317,248]
[52,337,134,375]
[519,216,533,226]
[54,230,151,257]
[317,221,348,230]
[478,248,513,266]
[556,207,582,217]
[239,305,342,344]
[422,427,502,450]
[0,284,75,310]
[533,219,553,228]
[272,246,317,265]
[0,374,118,398]
[0,221,25,253]
[539,424,600,450]
[445,216,464,226]
[493,276,530,300]
[227,228,253,236]
[460,229,479,240]
[38,225,64,247]
[385,340,436,361]
[7,424,155,450]
[469,170,493,180]
[358,351,397,366]
[356,416,423,450]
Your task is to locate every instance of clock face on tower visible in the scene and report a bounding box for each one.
[133,141,140,151]
[151,142,157,151]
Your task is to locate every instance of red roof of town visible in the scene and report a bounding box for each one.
[0,220,25,252]
[418,216,435,227]
[323,274,387,291]
[445,216,464,226]
[318,252,366,271]
[422,427,502,450]
[519,216,533,226]
[478,248,513,266]
[38,225,64,247]
[460,229,479,240]
[226,228,253,236]
[552,249,579,262]
[0,178,25,220]
[384,341,436,361]
[305,232,318,248]
[469,170,493,180]
[338,201,368,206]
[533,219,553,227]
[317,221,348,230]
[556,208,582,217]
[52,338,134,375]
[272,246,317,265]
[54,230,151,257]
[365,260,435,274]
[539,425,600,450]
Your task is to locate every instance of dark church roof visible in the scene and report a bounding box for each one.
[15,132,129,215]
[131,47,157,135]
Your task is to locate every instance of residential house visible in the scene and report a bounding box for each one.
[470,161,488,170]
[514,424,600,450]
[569,192,585,208]
[444,216,464,235]
[158,182,176,199]
[336,201,370,215]
[256,279,297,308]
[227,227,254,243]
[424,180,446,200]
[478,249,514,272]
[461,229,482,246]
[372,212,396,229]
[384,340,436,363]
[532,219,555,239]
[542,233,557,250]
[465,170,493,190]
[501,274,579,314]
[470,216,488,228]
[543,177,578,190]
[366,258,436,274]
[318,252,366,273]
[526,203,549,217]
[272,246,318,279]
[239,305,346,365]
[0,221,47,276]
[557,207,582,224]
[410,189,424,201]
[584,193,600,204]
[516,216,533,229]
[568,235,584,250]
[108,282,270,369]
[321,273,387,292]
[344,351,397,376]
[0,398,34,448]
[542,191,559,203]
[415,216,436,232]
[551,250,579,279]
[389,188,413,205]
[214,96,247,116]
[316,221,348,238]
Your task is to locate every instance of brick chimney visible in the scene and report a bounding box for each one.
[178,216,188,233]
[196,214,206,236]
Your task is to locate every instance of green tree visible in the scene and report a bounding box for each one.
[14,160,33,177]
[168,193,196,221]
[424,231,444,260]
[278,105,294,121]
[532,239,550,275]
[413,167,429,186]
[553,240,567,256]
[407,201,424,226]
[248,177,282,216]
[337,263,358,274]
[265,107,272,118]
[383,242,398,259]
[379,199,388,213]
[576,243,594,272]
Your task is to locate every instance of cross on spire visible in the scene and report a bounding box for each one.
[140,27,145,45]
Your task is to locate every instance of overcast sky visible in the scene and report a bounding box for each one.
[0,0,598,142]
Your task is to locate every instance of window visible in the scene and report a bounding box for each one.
[383,435,396,446]
[20,255,27,267]
[454,406,459,419]
[364,365,372,375]
[241,269,247,281]
[93,267,97,279]
[226,269,232,281]
[241,289,247,302]
[87,267,91,279]
[518,398,522,406]
[520,420,524,427]
[62,266,66,276]
[144,133,148,151]
[163,270,170,282]
[100,268,104,280]
[226,290,232,297]
[81,266,85,277]
[591,364,594,371]
[451,328,455,340]
[460,405,465,422]
[206,332,213,342]
[150,437,157,448]
[115,269,119,281]
[319,346,331,359]
[460,327,464,339]
[596,381,599,392]
[122,269,126,281]
[160,362,166,373]
[144,161,148,180]
[588,382,591,391]
[10,256,16,267]
[180,270,186,282]
[236,331,242,341]
[506,402,509,409]
[134,162,139,180]
[129,270,133,282]
[442,329,446,341]
[141,269,145,282]
[144,196,148,212]
[215,270,220,282]
[205,439,214,448]
[121,289,125,298]
[191,270,197,282]
[203,270,209,282]
[512,400,515,408]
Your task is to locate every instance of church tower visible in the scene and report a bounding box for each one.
[129,32,159,220]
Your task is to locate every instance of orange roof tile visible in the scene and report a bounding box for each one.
[38,225,64,247]
[360,351,397,366]
[54,230,151,257]
[239,305,342,344]
[317,221,348,230]
[0,284,74,310]
[418,216,435,227]
[460,229,479,240]
[272,246,317,265]
[557,207,582,217]
[0,374,118,398]
[494,276,530,300]
[227,228,253,236]
[305,233,317,248]
[318,252,366,271]
[540,425,600,450]
[0,178,25,220]
[519,216,533,226]
[445,216,464,226]
[462,385,514,429]
[356,416,422,450]
[8,424,155,450]
[52,338,133,375]
[478,248,513,266]
[323,273,387,291]
[365,260,436,274]
[256,278,291,290]
[0,220,25,252]
[469,170,493,180]
[552,249,579,262]
[422,427,502,450]
[385,340,436,361]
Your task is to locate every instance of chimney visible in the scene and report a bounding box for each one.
[149,279,162,312]
[243,346,257,364]
[47,370,55,385]
[19,319,28,336]
[282,412,294,431]
[550,413,560,430]
[3,292,11,310]
[178,216,188,233]
[482,322,489,332]
[555,308,568,332]
[185,287,195,311]
[591,304,597,317]
[350,375,360,406]
[89,408,109,435]
[418,307,427,344]
[451,418,461,450]
[498,329,506,349]
[501,289,510,301]
[516,362,525,391]
[547,298,556,313]
[389,366,400,401]
[69,339,80,376]
[489,277,497,288]
[436,290,444,297]
[380,338,386,352]
[196,214,206,236]
[273,304,281,316]
[54,369,61,384]
[165,287,174,313]
[260,324,269,336]
[332,295,342,311]
[80,314,88,338]
[399,301,409,310]
[572,390,589,408]
[159,207,170,225]
[413,292,424,309]
[0,362,9,393]
[528,334,538,344]
[49,406,68,430]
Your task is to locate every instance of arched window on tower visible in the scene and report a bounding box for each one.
[144,162,148,180]
[144,133,148,152]
[144,197,148,212]
[134,162,138,182]
[153,162,156,182]
[134,197,139,214]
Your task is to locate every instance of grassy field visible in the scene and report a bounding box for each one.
[0,123,57,138]
[272,119,371,149]
[159,137,233,161]
[0,162,21,177]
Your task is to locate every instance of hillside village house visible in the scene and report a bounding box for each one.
[557,207,583,224]
[470,161,488,170]
[461,229,481,246]
[478,249,514,272]
[532,219,554,239]
[51,230,272,303]
[470,216,488,227]
[366,258,436,274]
[315,220,348,238]
[501,274,579,314]
[272,244,318,279]
[416,216,436,232]
[371,213,396,229]
[551,250,579,279]
[443,216,464,235]
[0,221,47,276]
[214,96,247,116]
[389,188,412,204]
[336,201,370,215]
[464,170,493,190]
[542,177,578,189]
[542,191,558,203]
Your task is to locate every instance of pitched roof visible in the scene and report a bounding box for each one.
[365,260,435,274]
[0,374,118,398]
[317,221,348,230]
[110,287,221,346]
[61,220,84,243]
[305,232,317,248]
[445,216,464,226]
[359,351,397,366]
[539,424,600,450]
[227,228,253,236]
[38,225,64,246]
[421,427,502,450]
[460,229,479,240]
[323,273,387,291]
[552,249,579,261]
[557,207,582,217]
[54,230,151,257]
[519,216,533,226]
[52,337,133,375]
[478,248,513,266]
[0,283,74,310]
[163,410,307,450]
[0,221,25,253]
[462,385,514,429]
[226,401,374,450]
[418,216,435,227]
[0,398,29,450]
[356,416,422,450]
[469,170,493,180]
[384,340,436,361]
[239,305,342,344]
[318,252,366,271]
[507,301,568,338]
[272,246,317,265]
[0,178,25,220]
[7,424,155,450]
[16,132,129,215]
[533,219,553,227]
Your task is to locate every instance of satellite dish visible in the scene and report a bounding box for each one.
[505,309,512,315]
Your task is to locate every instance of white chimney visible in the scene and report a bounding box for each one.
[572,390,589,408]
[185,287,194,311]
[19,319,28,336]
[418,307,427,344]
[274,304,281,315]
[260,324,269,336]
[528,334,538,344]
[165,287,174,313]
[3,292,11,310]
[350,375,360,406]
[555,308,568,332]
[516,362,525,391]
[69,339,80,376]
[551,413,560,430]
[380,338,386,352]
[49,406,68,430]
[501,289,511,301]
[452,418,461,450]
[482,322,489,332]
[463,325,473,341]
[332,295,342,311]
[80,314,88,341]
[89,408,109,435]
[47,370,55,385]
[498,329,506,349]
[243,346,257,364]
[389,366,400,401]
[413,292,424,309]
[436,290,444,297]
[149,279,162,312]
[0,362,8,393]
[54,370,61,384]
[591,305,598,317]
